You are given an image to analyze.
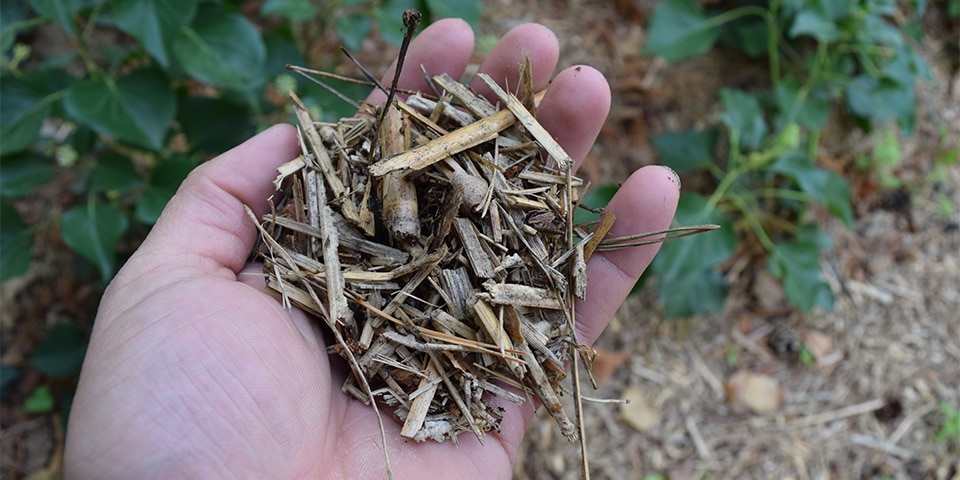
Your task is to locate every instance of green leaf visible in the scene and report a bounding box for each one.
[0,365,20,399]
[23,385,55,414]
[654,193,737,279]
[135,155,194,224]
[260,0,317,22]
[134,186,172,225]
[375,0,426,45]
[335,14,373,51]
[28,323,87,378]
[177,97,253,154]
[28,0,87,36]
[110,0,198,67]
[771,151,854,227]
[844,75,916,133]
[424,0,482,31]
[0,75,57,156]
[651,128,718,174]
[574,183,618,224]
[641,0,719,61]
[60,200,129,279]
[775,78,830,130]
[788,8,840,42]
[767,224,835,311]
[937,403,960,443]
[2,2,32,51]
[660,269,728,318]
[63,69,175,150]
[719,89,767,151]
[91,153,143,194]
[0,153,57,196]
[1,199,34,280]
[857,13,903,48]
[171,5,266,90]
[720,15,769,58]
[262,26,305,76]
[651,193,737,317]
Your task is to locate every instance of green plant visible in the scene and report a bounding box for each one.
[0,0,481,421]
[639,0,930,316]
[0,0,482,283]
[937,402,960,445]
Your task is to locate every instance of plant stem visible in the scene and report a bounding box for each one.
[766,0,781,87]
[728,192,776,251]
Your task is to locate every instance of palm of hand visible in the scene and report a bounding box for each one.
[65,19,679,480]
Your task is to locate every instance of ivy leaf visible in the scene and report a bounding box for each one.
[0,75,56,155]
[720,15,769,58]
[771,151,854,227]
[28,0,90,36]
[63,69,175,151]
[110,0,198,68]
[844,75,916,133]
[642,0,719,61]
[335,14,372,51]
[23,385,55,414]
[651,128,718,174]
[424,0,482,31]
[135,155,195,224]
[171,5,266,91]
[1,199,34,280]
[660,269,728,318]
[788,8,840,42]
[2,1,32,50]
[0,153,57,196]
[775,78,830,130]
[858,12,903,48]
[91,153,143,194]
[28,323,87,378]
[767,224,835,311]
[719,89,767,151]
[375,0,426,45]
[177,96,253,155]
[651,193,737,317]
[0,365,20,399]
[60,200,129,279]
[260,0,317,22]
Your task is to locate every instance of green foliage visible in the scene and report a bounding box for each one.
[0,0,482,421]
[28,323,88,379]
[652,193,737,317]
[641,0,928,316]
[857,131,903,188]
[642,0,719,61]
[798,344,815,365]
[937,403,960,445]
[23,385,56,414]
[1,0,482,282]
[1,198,34,280]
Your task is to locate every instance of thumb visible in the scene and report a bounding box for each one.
[137,124,301,274]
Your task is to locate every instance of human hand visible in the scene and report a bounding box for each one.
[64,19,680,479]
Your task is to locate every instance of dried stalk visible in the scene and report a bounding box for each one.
[251,27,716,478]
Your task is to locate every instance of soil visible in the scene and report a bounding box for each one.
[2,1,958,479]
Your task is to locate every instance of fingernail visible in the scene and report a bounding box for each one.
[664,166,681,192]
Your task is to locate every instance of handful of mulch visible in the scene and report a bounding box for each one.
[247,10,715,456]
[249,57,614,443]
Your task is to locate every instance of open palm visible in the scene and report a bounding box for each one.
[65,20,680,479]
